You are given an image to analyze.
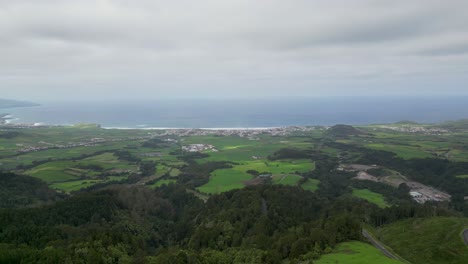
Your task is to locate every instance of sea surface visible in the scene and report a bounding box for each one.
[3,97,468,128]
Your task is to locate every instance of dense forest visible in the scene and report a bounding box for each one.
[0,171,460,263]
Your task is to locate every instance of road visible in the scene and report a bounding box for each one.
[463,229,468,245]
[362,229,407,262]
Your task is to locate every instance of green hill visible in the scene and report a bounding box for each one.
[327,124,367,137]
[375,217,468,264]
[0,172,61,208]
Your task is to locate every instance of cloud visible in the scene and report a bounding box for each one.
[0,0,467,100]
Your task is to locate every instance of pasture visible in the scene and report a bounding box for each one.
[352,188,389,208]
[197,169,252,194]
[272,174,302,186]
[150,179,177,188]
[301,178,320,192]
[197,159,314,194]
[24,161,80,183]
[315,241,403,264]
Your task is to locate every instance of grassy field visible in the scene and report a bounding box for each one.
[301,178,320,192]
[196,159,314,194]
[22,152,135,189]
[197,169,252,194]
[232,159,314,174]
[4,124,468,196]
[375,217,468,264]
[365,143,432,159]
[352,188,389,208]
[272,174,302,186]
[169,168,181,177]
[50,176,127,192]
[50,179,103,192]
[80,152,137,170]
[149,179,177,188]
[455,174,468,179]
[24,161,80,183]
[183,135,311,162]
[315,241,404,264]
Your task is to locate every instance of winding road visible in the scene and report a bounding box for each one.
[362,229,407,262]
[463,229,468,245]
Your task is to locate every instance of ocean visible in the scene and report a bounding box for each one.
[3,97,468,128]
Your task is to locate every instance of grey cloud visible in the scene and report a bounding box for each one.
[0,0,467,101]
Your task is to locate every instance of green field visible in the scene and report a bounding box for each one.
[80,152,137,170]
[22,153,135,189]
[197,159,314,194]
[149,179,177,188]
[50,180,103,192]
[375,217,468,264]
[365,143,432,159]
[315,241,403,264]
[272,174,302,186]
[455,174,468,179]
[183,135,311,162]
[352,188,389,208]
[233,159,314,174]
[169,168,181,177]
[301,178,320,192]
[197,169,252,194]
[50,176,127,192]
[24,161,80,183]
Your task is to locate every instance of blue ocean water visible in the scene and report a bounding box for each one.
[3,97,468,128]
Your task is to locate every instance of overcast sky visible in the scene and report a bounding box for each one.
[1,0,468,101]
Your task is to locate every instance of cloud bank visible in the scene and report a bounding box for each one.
[1,0,467,100]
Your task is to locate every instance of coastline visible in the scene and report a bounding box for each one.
[102,126,283,130]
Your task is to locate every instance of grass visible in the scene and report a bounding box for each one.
[50,180,102,192]
[24,161,80,183]
[315,241,404,264]
[183,135,311,162]
[196,159,314,194]
[352,188,389,208]
[272,174,302,186]
[197,169,252,194]
[455,174,468,179]
[23,153,133,190]
[365,143,433,159]
[375,217,468,264]
[79,152,137,170]
[149,179,177,188]
[232,159,314,174]
[301,178,320,192]
[50,175,128,192]
[169,168,181,177]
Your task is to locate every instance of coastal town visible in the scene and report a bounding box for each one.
[1,122,323,155]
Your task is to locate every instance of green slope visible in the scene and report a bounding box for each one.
[315,241,403,264]
[375,217,468,264]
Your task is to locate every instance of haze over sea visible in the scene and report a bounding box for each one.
[4,97,468,128]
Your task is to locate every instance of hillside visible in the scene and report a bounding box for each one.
[326,124,367,137]
[438,119,468,131]
[375,217,468,264]
[0,172,62,208]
